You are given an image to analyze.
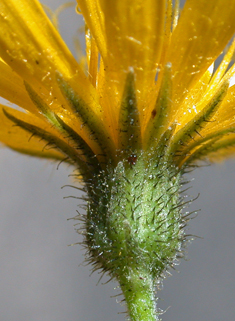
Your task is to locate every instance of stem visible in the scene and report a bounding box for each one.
[119,268,158,321]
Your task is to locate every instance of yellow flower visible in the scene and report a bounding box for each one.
[0,0,235,168]
[1,0,235,320]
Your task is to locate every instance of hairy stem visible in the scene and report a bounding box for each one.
[119,268,158,321]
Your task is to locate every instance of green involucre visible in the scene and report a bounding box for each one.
[82,151,186,319]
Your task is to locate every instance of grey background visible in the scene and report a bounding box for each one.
[1,1,235,320]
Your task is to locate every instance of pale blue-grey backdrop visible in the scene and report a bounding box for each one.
[0,1,235,320]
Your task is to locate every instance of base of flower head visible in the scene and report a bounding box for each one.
[81,150,186,297]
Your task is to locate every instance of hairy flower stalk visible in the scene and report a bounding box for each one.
[1,0,235,320]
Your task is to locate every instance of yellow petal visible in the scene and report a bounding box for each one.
[85,29,99,87]
[202,85,235,134]
[205,134,235,163]
[0,106,66,160]
[0,0,102,118]
[169,0,235,104]
[80,0,167,119]
[76,0,107,59]
[100,0,166,94]
[0,1,79,85]
[100,0,165,69]
[0,59,40,114]
[174,65,213,128]
[176,85,235,166]
[210,37,235,87]
[180,134,235,166]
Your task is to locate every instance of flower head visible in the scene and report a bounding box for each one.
[1,0,235,320]
[0,0,235,170]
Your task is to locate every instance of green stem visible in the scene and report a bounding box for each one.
[119,268,158,321]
